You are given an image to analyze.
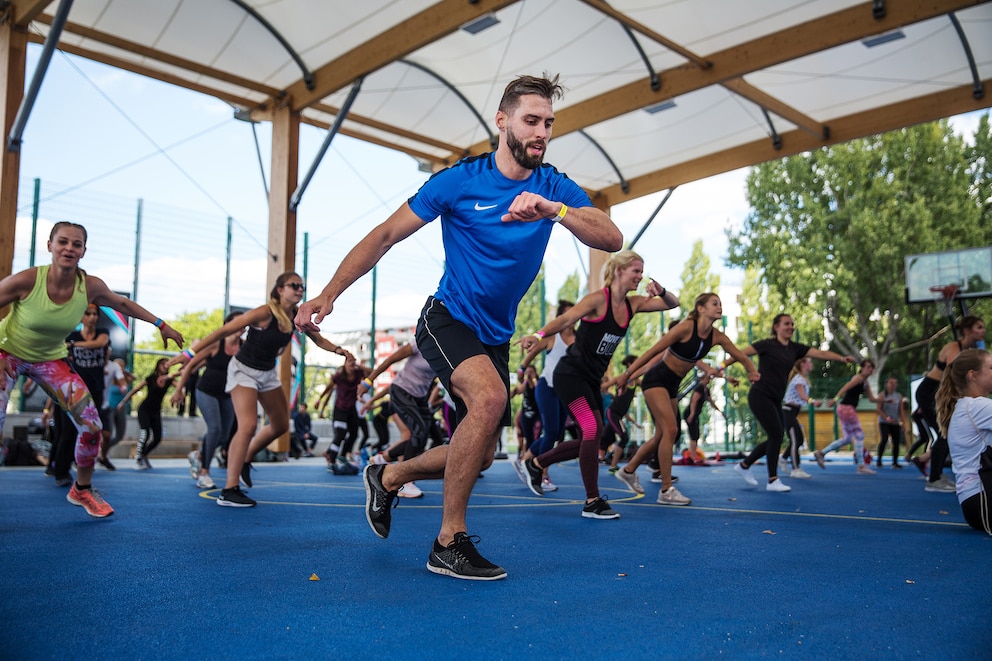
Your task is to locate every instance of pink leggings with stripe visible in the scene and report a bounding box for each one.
[0,354,102,469]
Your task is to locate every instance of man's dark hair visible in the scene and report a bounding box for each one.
[498,73,564,115]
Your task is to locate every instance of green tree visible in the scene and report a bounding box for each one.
[679,239,721,309]
[130,308,227,410]
[727,118,992,380]
[966,113,992,228]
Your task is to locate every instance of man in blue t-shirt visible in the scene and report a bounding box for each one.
[296,74,623,581]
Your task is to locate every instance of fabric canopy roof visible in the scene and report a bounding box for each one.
[17,0,992,205]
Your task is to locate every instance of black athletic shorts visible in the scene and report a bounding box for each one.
[641,360,683,398]
[416,296,511,427]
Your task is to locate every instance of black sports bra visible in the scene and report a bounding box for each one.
[669,318,714,363]
[935,340,963,371]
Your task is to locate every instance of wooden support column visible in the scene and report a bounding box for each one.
[586,194,612,294]
[0,23,27,284]
[267,103,300,454]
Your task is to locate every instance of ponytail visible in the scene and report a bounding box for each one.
[936,348,988,436]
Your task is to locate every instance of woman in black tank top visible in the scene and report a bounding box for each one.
[171,311,243,488]
[168,272,354,508]
[913,315,985,489]
[613,293,758,506]
[518,250,679,520]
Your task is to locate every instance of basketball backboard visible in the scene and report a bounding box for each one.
[904,247,992,304]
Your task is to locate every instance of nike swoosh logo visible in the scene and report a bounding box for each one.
[474,203,498,211]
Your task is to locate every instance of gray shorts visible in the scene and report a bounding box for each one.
[226,357,282,393]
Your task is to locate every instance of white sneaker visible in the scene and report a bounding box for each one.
[657,486,691,506]
[734,463,757,486]
[790,468,812,479]
[766,479,791,492]
[856,464,876,475]
[511,459,529,485]
[371,453,388,466]
[188,450,201,479]
[541,476,558,492]
[398,481,423,498]
[615,467,644,494]
[196,473,216,489]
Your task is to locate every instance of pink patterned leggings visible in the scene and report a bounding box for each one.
[0,353,102,469]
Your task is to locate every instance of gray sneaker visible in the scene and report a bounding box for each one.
[188,450,200,479]
[615,467,644,494]
[657,486,691,506]
[511,458,528,486]
[924,475,956,493]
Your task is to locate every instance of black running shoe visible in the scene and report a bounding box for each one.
[97,456,116,471]
[427,532,507,581]
[363,464,398,539]
[240,461,253,488]
[581,496,620,520]
[217,486,256,508]
[524,458,543,496]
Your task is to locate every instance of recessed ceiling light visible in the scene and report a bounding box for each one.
[644,100,677,114]
[862,30,905,48]
[462,13,500,35]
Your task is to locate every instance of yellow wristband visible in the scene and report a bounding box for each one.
[554,204,568,222]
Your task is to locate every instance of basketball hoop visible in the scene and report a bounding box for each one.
[929,284,959,321]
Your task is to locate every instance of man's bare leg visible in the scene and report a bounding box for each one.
[378,354,505,546]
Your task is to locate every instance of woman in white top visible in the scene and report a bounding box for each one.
[936,348,992,534]
[512,299,575,491]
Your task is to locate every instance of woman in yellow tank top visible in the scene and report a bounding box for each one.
[0,222,184,518]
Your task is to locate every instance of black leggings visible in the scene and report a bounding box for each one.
[961,492,992,534]
[877,422,901,464]
[781,404,804,468]
[917,376,949,482]
[137,404,163,458]
[743,390,784,479]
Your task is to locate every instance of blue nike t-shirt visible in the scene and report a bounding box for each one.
[408,153,591,345]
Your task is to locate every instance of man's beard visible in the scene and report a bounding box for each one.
[506,126,544,170]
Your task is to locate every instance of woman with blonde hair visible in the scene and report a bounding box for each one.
[615,293,759,505]
[935,348,992,534]
[519,250,679,519]
[169,272,352,507]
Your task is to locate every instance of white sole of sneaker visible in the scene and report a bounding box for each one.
[66,495,114,517]
[216,498,255,508]
[426,562,507,581]
[581,511,620,520]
